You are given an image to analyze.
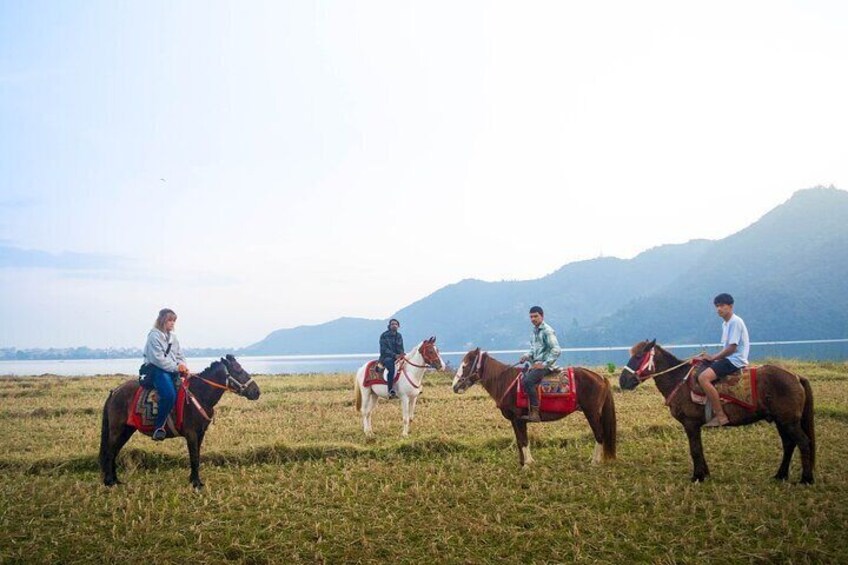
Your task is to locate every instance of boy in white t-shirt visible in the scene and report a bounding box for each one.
[698,293,750,427]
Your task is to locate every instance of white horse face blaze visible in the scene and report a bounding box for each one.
[452,361,466,388]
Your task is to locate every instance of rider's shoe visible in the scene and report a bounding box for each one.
[388,388,397,399]
[520,406,541,422]
[152,427,167,441]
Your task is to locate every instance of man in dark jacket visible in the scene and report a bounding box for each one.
[379,318,405,398]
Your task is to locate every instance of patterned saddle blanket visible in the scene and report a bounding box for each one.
[687,363,760,410]
[362,360,389,387]
[516,367,578,414]
[127,385,187,434]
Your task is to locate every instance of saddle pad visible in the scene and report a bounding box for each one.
[515,367,578,414]
[127,385,186,433]
[689,366,759,411]
[362,360,388,387]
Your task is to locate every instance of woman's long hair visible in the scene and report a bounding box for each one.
[154,308,177,332]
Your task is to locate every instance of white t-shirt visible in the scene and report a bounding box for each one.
[721,314,749,368]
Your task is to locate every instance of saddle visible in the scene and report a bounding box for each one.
[127,384,187,434]
[363,360,390,388]
[687,363,759,411]
[515,367,578,414]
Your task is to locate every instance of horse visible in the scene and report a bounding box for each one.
[452,349,617,467]
[619,340,815,483]
[99,355,260,489]
[354,337,444,438]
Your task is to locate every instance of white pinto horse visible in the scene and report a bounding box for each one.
[354,337,444,438]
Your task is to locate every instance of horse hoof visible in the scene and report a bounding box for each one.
[800,477,815,485]
[192,482,205,490]
[773,474,788,482]
[691,475,706,483]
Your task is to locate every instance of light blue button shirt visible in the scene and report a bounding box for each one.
[722,314,749,368]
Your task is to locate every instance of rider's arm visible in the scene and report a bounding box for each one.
[708,343,737,362]
[542,329,561,367]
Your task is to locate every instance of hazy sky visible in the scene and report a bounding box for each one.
[2,1,847,348]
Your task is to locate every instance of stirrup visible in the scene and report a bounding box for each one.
[152,427,167,441]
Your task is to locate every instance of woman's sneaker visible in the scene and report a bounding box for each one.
[152,427,167,441]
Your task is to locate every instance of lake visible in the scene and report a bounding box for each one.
[1,339,846,376]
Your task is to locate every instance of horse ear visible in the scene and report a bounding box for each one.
[648,339,656,348]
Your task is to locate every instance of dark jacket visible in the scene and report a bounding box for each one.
[379,329,405,360]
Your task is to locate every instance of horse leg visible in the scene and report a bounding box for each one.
[107,425,136,485]
[409,394,419,422]
[186,428,206,489]
[511,419,533,467]
[363,390,376,438]
[773,422,796,481]
[582,407,604,465]
[401,394,411,437]
[683,420,710,482]
[783,421,814,484]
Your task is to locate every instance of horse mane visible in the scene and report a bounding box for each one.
[630,340,683,365]
[480,353,519,402]
[198,360,224,377]
[630,341,651,356]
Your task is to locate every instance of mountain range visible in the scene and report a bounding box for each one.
[246,186,848,355]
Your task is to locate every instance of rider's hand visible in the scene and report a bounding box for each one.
[532,362,545,370]
[178,363,189,374]
[519,354,529,363]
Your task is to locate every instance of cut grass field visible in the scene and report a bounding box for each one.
[2,360,847,563]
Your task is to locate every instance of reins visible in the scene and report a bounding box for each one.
[184,365,255,422]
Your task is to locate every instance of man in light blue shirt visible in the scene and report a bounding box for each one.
[519,305,561,422]
[698,293,750,427]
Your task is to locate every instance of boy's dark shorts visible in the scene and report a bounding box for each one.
[706,358,742,382]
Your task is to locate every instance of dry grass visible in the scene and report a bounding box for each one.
[1,360,847,563]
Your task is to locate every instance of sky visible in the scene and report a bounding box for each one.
[2,0,847,349]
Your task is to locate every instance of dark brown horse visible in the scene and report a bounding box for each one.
[99,355,260,488]
[619,340,815,483]
[452,349,616,467]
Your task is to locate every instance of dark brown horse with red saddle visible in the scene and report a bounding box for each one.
[452,349,616,467]
[619,340,815,483]
[99,355,260,489]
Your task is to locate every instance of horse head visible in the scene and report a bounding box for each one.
[452,348,484,394]
[619,339,656,390]
[417,336,444,370]
[219,354,261,400]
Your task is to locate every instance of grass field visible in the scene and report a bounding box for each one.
[2,360,847,563]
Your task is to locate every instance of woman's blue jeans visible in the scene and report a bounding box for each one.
[152,368,178,429]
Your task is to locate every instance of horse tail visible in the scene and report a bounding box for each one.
[98,390,113,477]
[600,378,617,461]
[354,376,362,412]
[800,376,815,471]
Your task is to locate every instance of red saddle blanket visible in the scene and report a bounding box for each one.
[687,364,759,411]
[362,360,389,387]
[515,367,578,414]
[127,385,187,433]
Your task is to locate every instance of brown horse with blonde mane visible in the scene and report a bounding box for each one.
[620,340,815,483]
[452,349,616,467]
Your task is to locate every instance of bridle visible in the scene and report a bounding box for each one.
[189,362,256,396]
[622,346,694,382]
[399,342,442,370]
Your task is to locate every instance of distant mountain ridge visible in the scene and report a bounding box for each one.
[246,186,848,355]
